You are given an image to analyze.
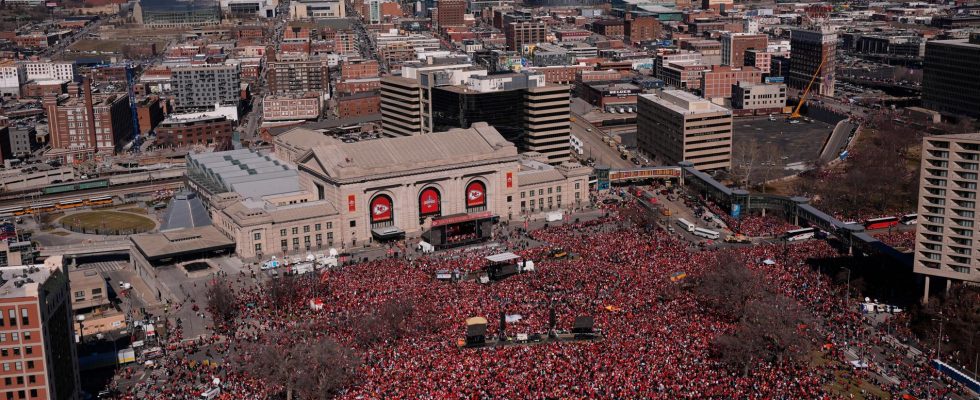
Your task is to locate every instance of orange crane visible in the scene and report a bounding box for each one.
[790,56,827,119]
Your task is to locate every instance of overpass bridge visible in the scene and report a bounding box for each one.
[38,240,132,259]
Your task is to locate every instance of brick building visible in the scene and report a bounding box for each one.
[44,80,133,163]
[0,256,80,400]
[341,60,380,80]
[437,0,465,27]
[721,33,768,67]
[700,66,762,101]
[625,16,661,44]
[263,94,322,121]
[267,60,330,94]
[156,115,233,148]
[505,21,546,52]
[590,19,625,37]
[335,91,381,118]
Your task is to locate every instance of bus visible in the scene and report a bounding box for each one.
[86,196,114,207]
[693,227,720,240]
[56,199,84,210]
[676,218,695,232]
[784,227,817,242]
[865,216,899,230]
[900,214,918,225]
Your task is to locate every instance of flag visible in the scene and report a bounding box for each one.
[604,305,622,312]
[669,271,687,282]
[505,314,523,323]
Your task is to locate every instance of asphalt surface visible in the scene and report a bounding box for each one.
[570,113,634,169]
[732,116,834,179]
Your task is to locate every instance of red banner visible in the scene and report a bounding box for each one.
[370,195,393,223]
[419,188,441,216]
[466,181,486,208]
[506,172,513,188]
[431,211,493,227]
[348,195,356,212]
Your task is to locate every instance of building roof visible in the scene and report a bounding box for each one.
[67,268,109,310]
[640,90,730,115]
[160,192,212,230]
[0,256,62,299]
[130,226,235,260]
[299,122,517,181]
[187,149,302,199]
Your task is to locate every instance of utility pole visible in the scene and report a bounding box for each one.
[843,267,851,302]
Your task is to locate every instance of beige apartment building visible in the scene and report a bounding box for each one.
[914,133,980,302]
[637,90,733,171]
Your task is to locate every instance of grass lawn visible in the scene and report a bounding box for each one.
[59,211,155,233]
[118,207,149,215]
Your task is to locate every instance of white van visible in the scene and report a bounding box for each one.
[291,262,315,275]
[693,227,720,240]
[201,387,221,400]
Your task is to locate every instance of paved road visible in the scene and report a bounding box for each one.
[570,114,633,169]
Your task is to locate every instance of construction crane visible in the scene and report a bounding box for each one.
[790,56,827,120]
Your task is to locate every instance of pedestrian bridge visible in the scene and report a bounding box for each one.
[678,162,912,268]
[38,240,132,258]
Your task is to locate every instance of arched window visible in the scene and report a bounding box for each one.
[369,194,394,228]
[465,180,487,212]
[419,187,442,217]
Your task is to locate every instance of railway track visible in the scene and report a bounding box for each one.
[0,178,185,207]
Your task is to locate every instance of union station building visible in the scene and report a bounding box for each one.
[187,123,591,260]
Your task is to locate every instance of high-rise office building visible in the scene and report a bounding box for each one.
[0,256,81,400]
[922,34,980,118]
[721,33,768,67]
[430,73,571,164]
[172,63,241,110]
[914,133,980,302]
[379,63,485,137]
[788,28,836,97]
[505,21,546,52]
[380,76,423,137]
[436,0,465,27]
[637,90,732,171]
[524,85,571,164]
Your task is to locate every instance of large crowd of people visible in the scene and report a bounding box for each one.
[109,197,968,400]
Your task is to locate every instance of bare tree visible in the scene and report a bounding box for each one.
[244,337,361,400]
[352,299,416,347]
[730,138,760,189]
[206,277,238,332]
[266,275,302,310]
[695,254,760,322]
[714,293,816,376]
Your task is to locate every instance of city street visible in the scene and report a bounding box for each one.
[571,113,634,169]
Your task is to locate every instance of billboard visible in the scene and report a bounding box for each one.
[370,195,393,223]
[466,181,486,208]
[419,188,441,216]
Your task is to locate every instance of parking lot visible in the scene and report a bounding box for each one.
[732,116,834,179]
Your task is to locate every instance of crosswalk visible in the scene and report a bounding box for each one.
[80,261,126,274]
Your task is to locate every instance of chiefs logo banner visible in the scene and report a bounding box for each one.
[370,195,393,223]
[419,188,441,216]
[466,181,485,208]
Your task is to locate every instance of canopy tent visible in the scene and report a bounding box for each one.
[485,252,520,263]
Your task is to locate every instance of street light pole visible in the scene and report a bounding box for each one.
[843,267,851,302]
[935,312,945,361]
